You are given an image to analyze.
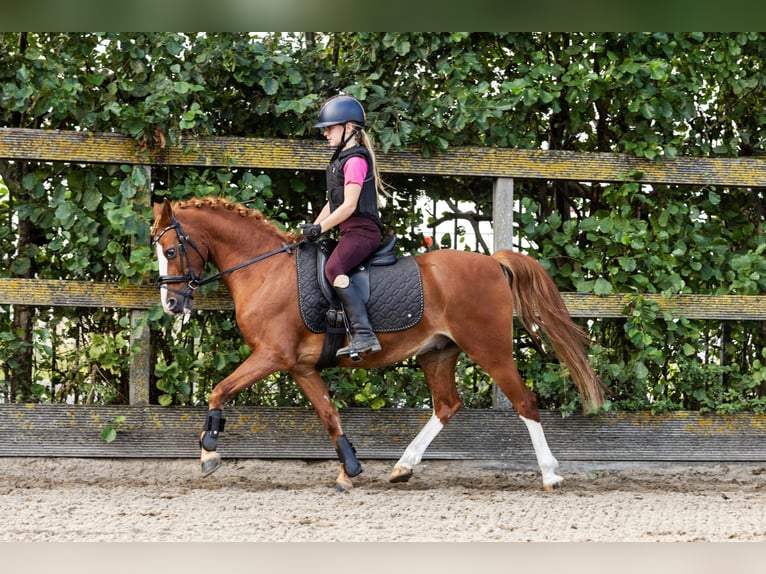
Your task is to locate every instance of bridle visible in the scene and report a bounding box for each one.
[151,215,304,302]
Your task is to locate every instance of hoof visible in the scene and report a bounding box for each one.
[389,466,414,483]
[333,482,351,493]
[334,464,354,492]
[200,450,222,477]
[334,477,353,492]
[544,479,563,492]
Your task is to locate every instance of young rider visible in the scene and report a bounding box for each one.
[301,94,386,359]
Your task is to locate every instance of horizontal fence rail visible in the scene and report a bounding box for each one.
[1,405,765,463]
[1,278,765,320]
[3,127,766,185]
[1,128,765,462]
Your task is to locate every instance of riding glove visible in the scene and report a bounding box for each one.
[301,223,322,242]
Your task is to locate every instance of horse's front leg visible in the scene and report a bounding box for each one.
[289,366,362,491]
[199,352,284,477]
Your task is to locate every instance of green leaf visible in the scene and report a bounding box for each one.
[82,189,102,211]
[574,279,594,293]
[100,428,117,443]
[156,378,175,393]
[11,257,31,275]
[22,172,39,191]
[640,103,654,119]
[147,305,166,321]
[261,77,279,95]
[131,166,148,188]
[594,277,613,295]
[124,117,145,137]
[395,40,411,56]
[16,65,30,83]
[54,201,76,224]
[618,257,637,272]
[158,394,174,407]
[370,397,386,409]
[173,81,191,94]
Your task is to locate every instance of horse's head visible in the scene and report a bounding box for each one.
[151,199,208,316]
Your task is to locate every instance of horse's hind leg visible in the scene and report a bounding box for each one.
[390,344,463,483]
[519,412,563,491]
[458,337,563,490]
[389,413,445,483]
[490,367,562,489]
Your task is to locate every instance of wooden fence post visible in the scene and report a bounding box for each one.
[492,177,515,410]
[129,309,151,405]
[129,165,152,405]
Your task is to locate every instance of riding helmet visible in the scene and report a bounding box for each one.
[313,95,366,129]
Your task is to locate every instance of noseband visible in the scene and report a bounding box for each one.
[152,215,303,301]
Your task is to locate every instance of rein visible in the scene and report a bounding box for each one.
[197,241,303,287]
[152,215,304,294]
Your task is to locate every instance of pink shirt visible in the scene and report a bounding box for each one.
[343,156,368,186]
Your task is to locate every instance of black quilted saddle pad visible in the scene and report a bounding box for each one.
[296,244,424,334]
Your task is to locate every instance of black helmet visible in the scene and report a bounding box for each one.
[313,95,365,129]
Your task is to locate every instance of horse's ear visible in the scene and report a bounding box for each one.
[153,198,172,226]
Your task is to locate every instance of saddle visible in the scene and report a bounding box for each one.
[296,236,424,370]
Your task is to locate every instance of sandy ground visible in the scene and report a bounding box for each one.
[1,456,765,542]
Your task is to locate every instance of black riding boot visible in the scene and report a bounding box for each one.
[333,275,381,360]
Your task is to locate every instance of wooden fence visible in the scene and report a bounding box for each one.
[1,127,765,463]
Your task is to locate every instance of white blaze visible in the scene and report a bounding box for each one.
[156,242,170,312]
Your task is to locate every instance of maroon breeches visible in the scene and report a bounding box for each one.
[325,216,382,284]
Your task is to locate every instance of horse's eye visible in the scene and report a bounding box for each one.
[165,247,177,259]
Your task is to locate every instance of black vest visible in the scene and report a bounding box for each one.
[326,146,383,230]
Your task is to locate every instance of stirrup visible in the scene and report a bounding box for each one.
[337,336,381,362]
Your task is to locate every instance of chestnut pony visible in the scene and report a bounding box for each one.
[151,197,605,491]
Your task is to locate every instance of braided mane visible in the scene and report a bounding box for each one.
[172,197,299,242]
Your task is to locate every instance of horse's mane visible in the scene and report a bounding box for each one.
[172,197,299,242]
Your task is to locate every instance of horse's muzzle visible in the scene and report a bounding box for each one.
[161,287,194,316]
[165,296,192,315]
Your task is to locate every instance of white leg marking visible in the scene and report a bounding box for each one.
[520,415,563,488]
[394,412,444,470]
[155,243,170,312]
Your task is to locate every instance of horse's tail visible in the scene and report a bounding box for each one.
[492,249,607,414]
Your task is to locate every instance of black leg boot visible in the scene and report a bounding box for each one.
[333,274,381,360]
